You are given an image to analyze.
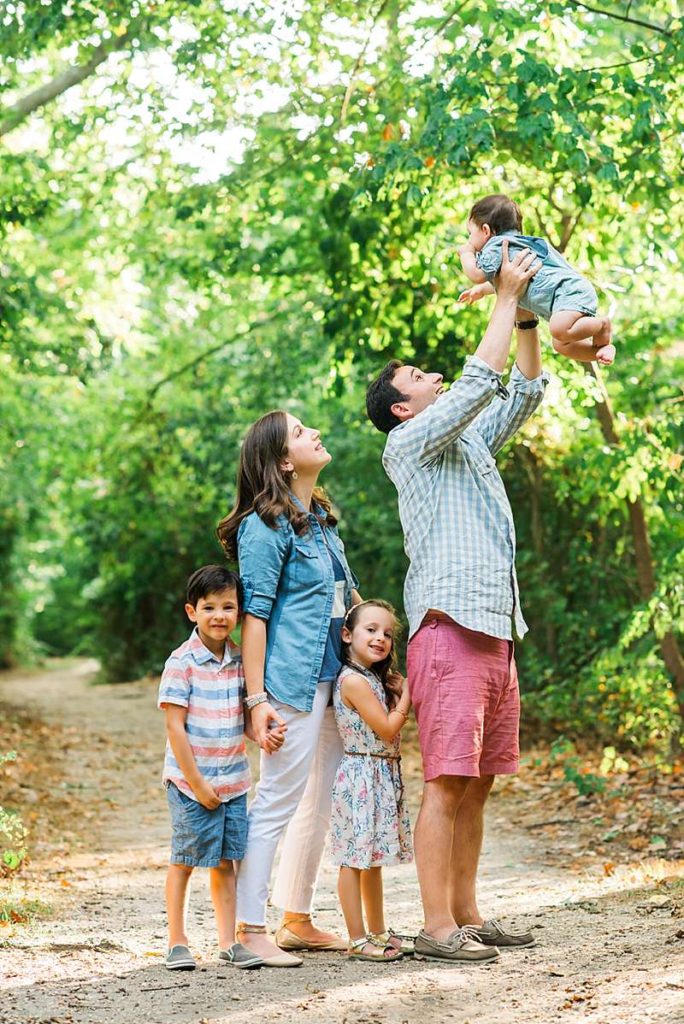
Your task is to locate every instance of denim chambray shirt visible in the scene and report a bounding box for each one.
[237,501,359,712]
[383,355,548,642]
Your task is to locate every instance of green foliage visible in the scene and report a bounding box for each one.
[0,753,28,875]
[1,2,682,752]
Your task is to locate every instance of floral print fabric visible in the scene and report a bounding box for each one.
[329,664,413,869]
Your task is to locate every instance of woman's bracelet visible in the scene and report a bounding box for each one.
[515,317,539,330]
[244,692,268,710]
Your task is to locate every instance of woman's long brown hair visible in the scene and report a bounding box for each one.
[217,409,337,562]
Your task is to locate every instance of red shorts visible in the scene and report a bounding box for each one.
[407,614,520,782]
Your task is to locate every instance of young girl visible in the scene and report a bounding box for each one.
[458,192,616,366]
[329,600,413,963]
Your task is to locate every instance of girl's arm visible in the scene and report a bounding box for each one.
[163,704,221,809]
[341,673,411,744]
[459,243,488,284]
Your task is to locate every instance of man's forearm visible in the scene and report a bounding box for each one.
[514,315,542,380]
[473,293,517,374]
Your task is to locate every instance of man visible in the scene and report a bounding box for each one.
[365,242,547,964]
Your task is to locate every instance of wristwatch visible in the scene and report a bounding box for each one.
[515,318,539,330]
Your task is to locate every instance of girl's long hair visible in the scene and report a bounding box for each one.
[217,409,337,562]
[341,599,400,707]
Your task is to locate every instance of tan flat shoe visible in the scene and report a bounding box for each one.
[275,924,347,952]
[237,923,303,967]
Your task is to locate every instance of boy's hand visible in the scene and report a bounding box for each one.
[458,242,476,257]
[251,701,288,755]
[266,722,286,752]
[458,283,492,305]
[194,780,221,810]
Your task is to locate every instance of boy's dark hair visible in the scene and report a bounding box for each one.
[365,359,408,434]
[468,194,523,235]
[186,565,243,609]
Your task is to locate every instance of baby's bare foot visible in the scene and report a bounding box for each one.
[593,316,612,348]
[595,342,616,365]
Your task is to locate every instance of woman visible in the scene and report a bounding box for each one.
[218,409,361,966]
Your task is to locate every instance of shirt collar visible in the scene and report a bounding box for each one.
[289,491,327,522]
[187,627,233,667]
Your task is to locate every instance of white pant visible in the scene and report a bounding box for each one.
[236,682,343,924]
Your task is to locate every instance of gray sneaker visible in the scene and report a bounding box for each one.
[414,927,499,963]
[219,943,263,969]
[166,944,196,970]
[470,919,536,948]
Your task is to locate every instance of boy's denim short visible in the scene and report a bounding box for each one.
[167,783,248,867]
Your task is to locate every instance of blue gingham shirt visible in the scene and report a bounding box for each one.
[383,356,548,641]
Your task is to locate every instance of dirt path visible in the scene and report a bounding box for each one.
[1,661,682,1024]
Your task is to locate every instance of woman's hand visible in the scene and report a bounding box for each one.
[251,701,287,754]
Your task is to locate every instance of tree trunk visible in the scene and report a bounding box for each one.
[586,363,684,729]
[521,447,558,662]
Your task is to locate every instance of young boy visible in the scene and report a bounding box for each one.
[158,565,262,970]
[458,192,615,365]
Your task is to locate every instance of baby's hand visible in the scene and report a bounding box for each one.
[458,283,491,305]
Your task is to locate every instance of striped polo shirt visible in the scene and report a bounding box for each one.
[157,628,250,803]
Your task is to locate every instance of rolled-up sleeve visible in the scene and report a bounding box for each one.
[384,356,506,467]
[237,514,289,621]
[474,364,549,455]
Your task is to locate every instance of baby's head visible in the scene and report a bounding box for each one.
[341,600,399,689]
[466,194,523,251]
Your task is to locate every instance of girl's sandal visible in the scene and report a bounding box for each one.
[348,935,404,962]
[371,928,416,957]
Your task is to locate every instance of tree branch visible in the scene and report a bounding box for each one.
[144,307,291,406]
[340,0,393,124]
[563,1,673,37]
[0,27,139,138]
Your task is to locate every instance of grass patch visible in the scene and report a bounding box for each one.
[0,890,52,929]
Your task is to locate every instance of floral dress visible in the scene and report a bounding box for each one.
[329,664,413,869]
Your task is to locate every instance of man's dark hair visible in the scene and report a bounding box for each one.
[366,360,408,434]
[468,193,523,235]
[186,565,243,609]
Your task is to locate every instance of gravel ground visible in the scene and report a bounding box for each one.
[1,660,682,1024]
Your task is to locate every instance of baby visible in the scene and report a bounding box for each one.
[458,193,615,365]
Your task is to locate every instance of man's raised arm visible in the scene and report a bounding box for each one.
[385,243,540,466]
[473,241,539,372]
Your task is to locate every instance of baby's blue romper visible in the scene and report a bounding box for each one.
[476,230,598,320]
